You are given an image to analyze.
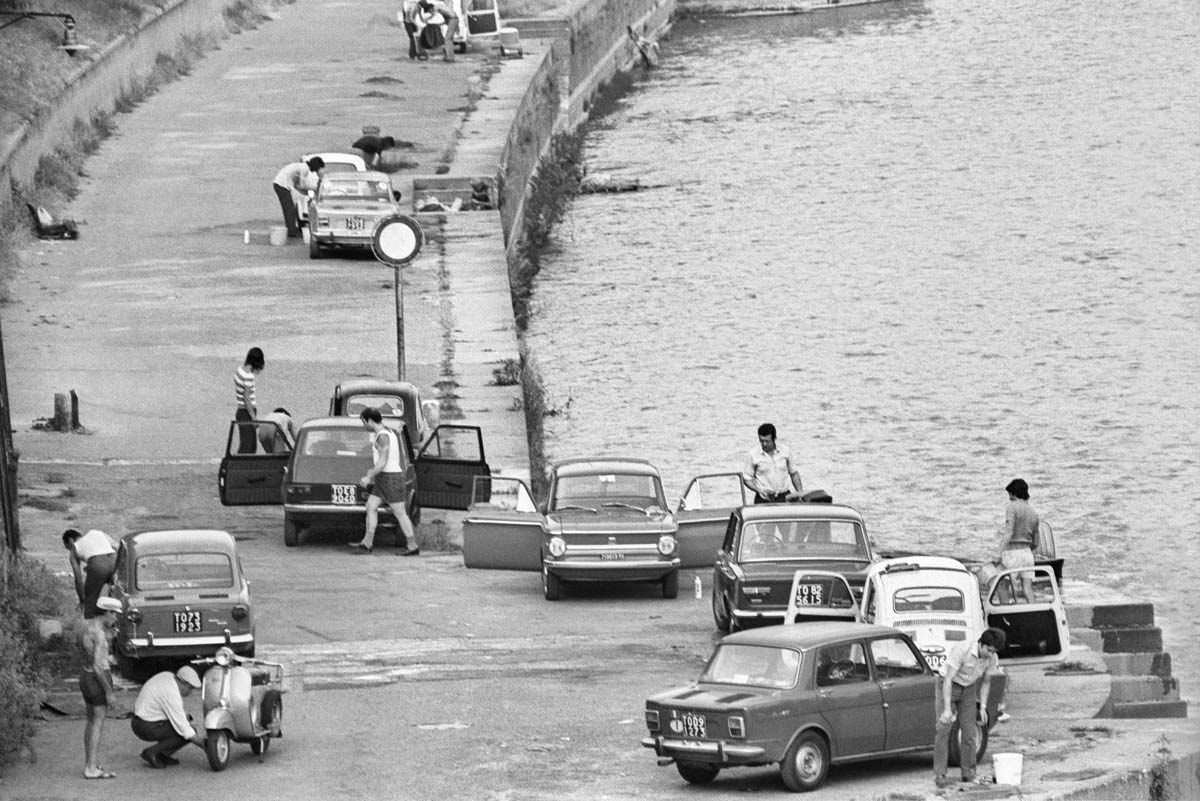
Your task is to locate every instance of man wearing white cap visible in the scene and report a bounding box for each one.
[131,666,205,768]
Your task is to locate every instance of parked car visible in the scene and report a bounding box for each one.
[108,530,254,674]
[294,151,367,227]
[328,378,436,449]
[461,457,681,599]
[217,416,490,547]
[710,503,878,633]
[306,170,402,259]
[642,621,1002,792]
[858,555,1070,671]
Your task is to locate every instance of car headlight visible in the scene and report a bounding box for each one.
[657,535,677,556]
[548,536,566,557]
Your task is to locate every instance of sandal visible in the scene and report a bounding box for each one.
[84,769,116,779]
[352,544,374,554]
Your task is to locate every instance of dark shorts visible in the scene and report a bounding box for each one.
[371,472,407,505]
[79,670,107,706]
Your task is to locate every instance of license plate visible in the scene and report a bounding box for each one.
[345,216,367,231]
[331,484,358,504]
[681,712,706,739]
[794,583,824,606]
[924,653,948,671]
[599,552,625,561]
[173,611,202,633]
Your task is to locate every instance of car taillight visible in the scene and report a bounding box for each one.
[645,709,660,731]
[286,484,313,499]
[742,585,771,597]
[728,716,745,738]
[232,604,249,621]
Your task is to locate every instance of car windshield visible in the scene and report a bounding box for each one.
[552,472,661,509]
[135,552,233,591]
[892,586,966,614]
[293,428,373,482]
[702,644,801,689]
[318,179,392,202]
[738,520,868,560]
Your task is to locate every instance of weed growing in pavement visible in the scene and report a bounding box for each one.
[491,358,522,386]
[1149,733,1175,800]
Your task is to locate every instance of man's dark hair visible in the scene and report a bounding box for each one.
[360,407,383,424]
[244,347,265,370]
[306,156,325,172]
[1005,478,1029,500]
[757,422,777,439]
[979,627,1007,652]
[61,528,82,548]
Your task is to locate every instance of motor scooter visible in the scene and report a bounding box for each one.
[192,646,284,771]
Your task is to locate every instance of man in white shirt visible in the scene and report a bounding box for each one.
[61,528,117,618]
[271,156,324,238]
[131,666,205,768]
[741,422,803,504]
[933,627,1005,787]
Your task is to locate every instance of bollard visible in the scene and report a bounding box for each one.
[53,393,69,431]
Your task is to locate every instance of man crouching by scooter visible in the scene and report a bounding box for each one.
[131,666,205,768]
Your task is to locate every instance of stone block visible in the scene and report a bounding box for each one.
[1102,651,1173,678]
[1099,626,1162,653]
[1108,675,1180,703]
[1091,603,1155,629]
[1106,699,1189,719]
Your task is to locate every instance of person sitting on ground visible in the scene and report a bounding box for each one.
[131,666,205,768]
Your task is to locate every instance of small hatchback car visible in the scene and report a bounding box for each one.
[462,457,681,599]
[306,170,402,258]
[108,529,254,673]
[711,503,878,632]
[328,378,436,449]
[642,621,1000,792]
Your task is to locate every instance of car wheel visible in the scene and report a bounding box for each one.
[284,517,301,547]
[675,759,719,785]
[309,235,323,259]
[542,565,562,601]
[948,717,989,767]
[780,730,829,792]
[662,569,679,599]
[712,590,732,633]
[205,730,231,772]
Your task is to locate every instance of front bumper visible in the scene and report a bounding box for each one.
[545,557,679,582]
[641,735,766,764]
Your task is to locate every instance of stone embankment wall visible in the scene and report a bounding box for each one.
[0,0,236,228]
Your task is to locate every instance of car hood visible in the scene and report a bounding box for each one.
[546,510,676,536]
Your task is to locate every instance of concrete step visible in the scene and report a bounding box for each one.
[1103,651,1174,678]
[1108,675,1181,703]
[1091,603,1156,629]
[1105,699,1189,719]
[1100,626,1163,653]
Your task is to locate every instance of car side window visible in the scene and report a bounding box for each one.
[815,642,868,687]
[869,637,926,679]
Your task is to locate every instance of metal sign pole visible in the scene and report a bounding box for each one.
[371,215,424,383]
[395,262,405,381]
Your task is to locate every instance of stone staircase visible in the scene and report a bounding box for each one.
[1067,593,1188,719]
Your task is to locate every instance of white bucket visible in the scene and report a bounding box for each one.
[268,226,288,246]
[499,27,521,55]
[992,752,1023,785]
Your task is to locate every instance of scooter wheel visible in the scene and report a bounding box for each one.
[205,730,231,771]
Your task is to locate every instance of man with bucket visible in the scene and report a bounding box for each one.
[933,627,1006,787]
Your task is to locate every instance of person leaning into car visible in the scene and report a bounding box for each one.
[62,528,117,618]
[350,407,420,555]
[271,156,324,238]
[741,422,803,503]
[933,627,1005,788]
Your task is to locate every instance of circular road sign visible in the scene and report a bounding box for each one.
[371,215,424,266]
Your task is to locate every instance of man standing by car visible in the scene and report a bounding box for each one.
[131,666,205,768]
[933,627,1005,787]
[271,156,324,238]
[998,477,1040,602]
[349,407,419,555]
[741,423,803,503]
[234,347,265,454]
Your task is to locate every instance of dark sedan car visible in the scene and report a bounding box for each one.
[642,621,1001,792]
[711,503,877,632]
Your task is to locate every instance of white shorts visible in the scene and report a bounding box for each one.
[1000,548,1034,569]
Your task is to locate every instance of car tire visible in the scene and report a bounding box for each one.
[948,717,989,767]
[205,729,232,772]
[543,565,562,601]
[309,235,323,259]
[712,590,732,633]
[780,730,830,792]
[284,517,301,547]
[675,760,720,785]
[662,570,679,599]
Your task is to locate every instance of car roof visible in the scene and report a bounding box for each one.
[298,416,370,430]
[322,170,390,182]
[869,555,970,576]
[302,151,366,168]
[334,378,420,397]
[738,503,864,522]
[553,457,660,478]
[721,621,900,650]
[122,529,237,553]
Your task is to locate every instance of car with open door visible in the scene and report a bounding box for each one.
[218,417,489,547]
[328,378,437,449]
[462,457,681,600]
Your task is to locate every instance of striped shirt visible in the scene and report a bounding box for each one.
[234,364,256,411]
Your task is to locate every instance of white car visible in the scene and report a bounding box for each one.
[306,170,403,259]
[293,152,367,227]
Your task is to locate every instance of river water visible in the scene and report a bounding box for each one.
[524,0,1200,701]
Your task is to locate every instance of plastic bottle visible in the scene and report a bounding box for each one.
[693,574,702,599]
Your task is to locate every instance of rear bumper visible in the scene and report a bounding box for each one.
[641,735,766,764]
[120,632,254,658]
[311,232,373,248]
[545,558,678,582]
[732,607,857,622]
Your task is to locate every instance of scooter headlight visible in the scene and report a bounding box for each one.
[215,646,235,667]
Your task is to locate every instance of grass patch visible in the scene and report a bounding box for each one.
[490,358,521,386]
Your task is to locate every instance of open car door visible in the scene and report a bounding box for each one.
[675,472,747,568]
[415,425,491,510]
[218,420,291,505]
[462,475,543,570]
[984,565,1070,665]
